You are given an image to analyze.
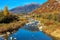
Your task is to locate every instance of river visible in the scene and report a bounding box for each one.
[0,18,52,40]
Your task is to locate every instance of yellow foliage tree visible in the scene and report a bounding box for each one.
[3,6,9,16]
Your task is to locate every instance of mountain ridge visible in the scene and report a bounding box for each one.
[30,0,60,14]
[10,4,40,14]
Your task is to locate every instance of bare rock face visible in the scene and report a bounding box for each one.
[48,0,60,3]
[56,0,60,3]
[31,0,60,14]
[48,0,55,2]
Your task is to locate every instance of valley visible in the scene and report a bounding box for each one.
[0,0,60,40]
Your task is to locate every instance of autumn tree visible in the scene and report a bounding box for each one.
[3,6,9,16]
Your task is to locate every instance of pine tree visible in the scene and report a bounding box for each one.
[3,6,9,16]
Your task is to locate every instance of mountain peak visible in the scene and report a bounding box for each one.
[24,3,39,6]
[31,2,37,4]
[10,4,40,14]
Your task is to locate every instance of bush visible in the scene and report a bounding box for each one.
[0,15,19,23]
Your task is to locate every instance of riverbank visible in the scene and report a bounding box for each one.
[42,26,60,40]
[0,18,28,40]
[7,18,52,40]
[32,17,60,40]
[0,20,27,33]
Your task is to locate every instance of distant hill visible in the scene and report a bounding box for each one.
[30,0,60,14]
[10,4,40,14]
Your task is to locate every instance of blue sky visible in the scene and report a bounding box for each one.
[0,0,47,10]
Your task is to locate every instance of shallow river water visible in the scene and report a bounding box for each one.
[0,19,52,40]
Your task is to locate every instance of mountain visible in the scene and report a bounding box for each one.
[10,4,40,14]
[30,0,60,14]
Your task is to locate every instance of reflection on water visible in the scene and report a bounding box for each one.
[0,19,52,40]
[0,37,4,40]
[8,29,52,40]
[21,20,39,31]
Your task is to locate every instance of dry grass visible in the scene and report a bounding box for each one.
[0,18,27,34]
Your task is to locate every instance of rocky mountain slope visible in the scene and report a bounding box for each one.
[29,0,60,40]
[10,4,40,14]
[31,0,60,14]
